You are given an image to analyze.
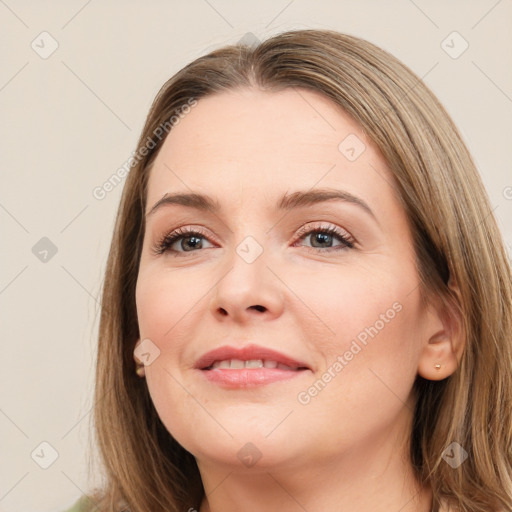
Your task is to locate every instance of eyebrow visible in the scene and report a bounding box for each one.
[146,188,376,221]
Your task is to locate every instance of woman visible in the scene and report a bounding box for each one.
[66,29,512,512]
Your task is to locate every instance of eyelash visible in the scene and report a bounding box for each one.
[152,223,355,257]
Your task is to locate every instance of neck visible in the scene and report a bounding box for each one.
[196,417,433,512]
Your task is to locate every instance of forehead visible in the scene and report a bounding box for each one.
[146,87,394,211]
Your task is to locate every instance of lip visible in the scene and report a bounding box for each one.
[194,344,312,389]
[194,344,311,371]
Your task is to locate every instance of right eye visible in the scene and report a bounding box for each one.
[152,226,215,256]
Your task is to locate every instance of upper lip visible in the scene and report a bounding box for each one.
[194,344,311,370]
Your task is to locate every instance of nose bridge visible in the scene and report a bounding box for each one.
[209,227,283,322]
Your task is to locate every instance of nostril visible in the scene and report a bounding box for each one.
[250,305,266,312]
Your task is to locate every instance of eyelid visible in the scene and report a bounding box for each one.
[152,221,356,256]
[294,222,354,243]
[151,225,218,256]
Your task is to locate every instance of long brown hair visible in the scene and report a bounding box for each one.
[85,29,512,511]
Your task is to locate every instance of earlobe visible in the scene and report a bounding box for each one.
[417,329,459,381]
[133,339,146,377]
[417,278,465,381]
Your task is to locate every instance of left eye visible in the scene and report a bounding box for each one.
[294,225,354,251]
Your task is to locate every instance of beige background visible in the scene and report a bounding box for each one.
[0,1,511,511]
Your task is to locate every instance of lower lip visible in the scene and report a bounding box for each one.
[200,368,309,388]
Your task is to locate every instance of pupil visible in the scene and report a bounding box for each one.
[183,236,202,251]
[312,232,331,247]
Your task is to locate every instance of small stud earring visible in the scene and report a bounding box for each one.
[135,363,145,377]
[434,363,442,370]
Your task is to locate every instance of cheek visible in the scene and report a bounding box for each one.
[144,366,219,458]
[292,269,422,449]
[291,260,422,376]
[136,271,212,447]
[136,267,204,344]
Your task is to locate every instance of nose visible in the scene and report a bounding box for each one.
[209,244,284,324]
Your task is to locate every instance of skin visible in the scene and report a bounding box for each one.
[134,87,463,512]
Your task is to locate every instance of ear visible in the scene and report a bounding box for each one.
[133,338,145,377]
[417,278,465,381]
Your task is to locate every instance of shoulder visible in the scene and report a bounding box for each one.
[437,500,453,512]
[61,496,90,512]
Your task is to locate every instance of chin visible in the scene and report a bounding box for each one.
[177,427,301,471]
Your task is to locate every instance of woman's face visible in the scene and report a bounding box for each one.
[135,87,441,473]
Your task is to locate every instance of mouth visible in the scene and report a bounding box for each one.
[195,344,311,388]
[204,359,306,370]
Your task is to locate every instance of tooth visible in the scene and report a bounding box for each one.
[245,359,263,368]
[211,359,293,370]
